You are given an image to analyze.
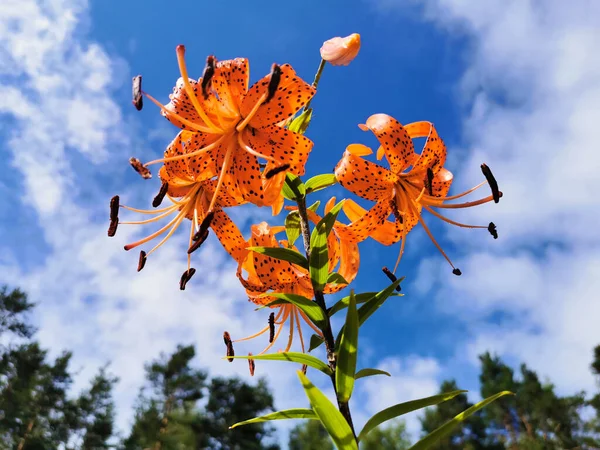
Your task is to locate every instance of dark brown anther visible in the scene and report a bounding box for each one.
[108,196,120,237]
[129,157,152,179]
[193,211,215,241]
[223,331,234,362]
[268,312,275,343]
[481,163,500,203]
[452,268,462,276]
[301,364,307,375]
[425,168,434,196]
[179,268,196,290]
[382,267,401,292]
[248,353,256,376]
[201,55,216,98]
[137,251,147,272]
[488,222,498,239]
[132,75,143,111]
[107,220,118,237]
[187,229,209,254]
[265,64,282,103]
[265,164,290,179]
[152,182,169,208]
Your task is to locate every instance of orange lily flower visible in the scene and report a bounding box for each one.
[335,114,501,275]
[138,46,316,215]
[233,213,359,354]
[110,166,247,285]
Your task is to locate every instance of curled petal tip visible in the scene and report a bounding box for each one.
[320,33,361,66]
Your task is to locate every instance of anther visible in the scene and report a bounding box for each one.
[248,353,256,376]
[382,267,401,292]
[193,211,215,241]
[223,331,234,362]
[201,55,216,99]
[488,222,498,239]
[152,182,169,208]
[266,64,282,103]
[301,364,307,375]
[268,312,275,343]
[137,251,147,272]
[129,157,152,179]
[179,267,196,290]
[108,195,119,237]
[425,168,434,196]
[265,164,290,179]
[187,229,209,255]
[480,164,500,203]
[132,75,143,111]
[452,268,462,276]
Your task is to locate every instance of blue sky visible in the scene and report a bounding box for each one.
[1,0,599,445]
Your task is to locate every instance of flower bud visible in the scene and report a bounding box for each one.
[320,33,361,66]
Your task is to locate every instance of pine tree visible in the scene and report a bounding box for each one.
[288,420,334,450]
[360,419,411,450]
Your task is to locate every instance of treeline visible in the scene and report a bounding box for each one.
[2,286,600,449]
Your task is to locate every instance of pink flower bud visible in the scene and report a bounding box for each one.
[320,33,361,66]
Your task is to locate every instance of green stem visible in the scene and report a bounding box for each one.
[303,58,326,113]
[294,189,357,441]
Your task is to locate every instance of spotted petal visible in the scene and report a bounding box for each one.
[335,150,397,201]
[212,58,249,112]
[404,121,446,176]
[361,114,415,174]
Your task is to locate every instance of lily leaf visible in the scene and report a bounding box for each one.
[228,352,333,376]
[408,391,514,450]
[247,246,308,270]
[305,174,338,194]
[354,368,391,380]
[308,334,325,352]
[309,201,344,291]
[358,390,467,442]
[328,290,403,317]
[287,108,313,134]
[283,173,306,201]
[263,293,326,330]
[298,371,358,450]
[326,273,349,286]
[336,291,358,402]
[230,408,317,429]
[285,211,301,248]
[307,200,321,212]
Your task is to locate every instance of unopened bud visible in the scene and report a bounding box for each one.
[320,33,361,66]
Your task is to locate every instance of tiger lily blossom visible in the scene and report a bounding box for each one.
[136,46,316,215]
[109,166,247,284]
[233,215,359,354]
[335,114,501,275]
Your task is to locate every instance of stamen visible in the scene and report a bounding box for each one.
[118,205,179,226]
[436,181,487,201]
[382,267,401,292]
[175,45,221,133]
[453,268,462,276]
[232,308,284,343]
[248,353,256,376]
[237,133,277,162]
[145,211,188,256]
[236,93,268,132]
[201,55,216,99]
[194,211,215,241]
[392,230,407,274]
[298,309,324,337]
[223,331,235,362]
[207,139,235,212]
[120,204,175,214]
[269,312,275,343]
[425,168,434,196]
[424,205,489,230]
[132,75,143,111]
[137,251,147,272]
[142,91,213,133]
[108,195,119,237]
[265,64,282,103]
[488,222,498,239]
[187,229,209,254]
[284,308,295,352]
[265,164,290,179]
[179,268,196,290]
[152,182,169,208]
[129,157,152,179]
[124,206,188,251]
[143,134,226,167]
[301,364,307,375]
[294,308,305,353]
[431,193,502,209]
[480,163,500,203]
[258,308,289,355]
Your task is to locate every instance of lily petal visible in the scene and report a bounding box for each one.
[405,121,447,175]
[334,150,397,201]
[362,114,415,174]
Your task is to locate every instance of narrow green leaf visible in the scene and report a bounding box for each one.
[230,408,317,429]
[287,108,313,134]
[285,211,301,248]
[336,291,358,402]
[328,291,403,317]
[408,391,514,450]
[309,201,345,290]
[358,390,467,442]
[305,174,338,194]
[308,334,325,352]
[228,352,333,376]
[354,368,391,380]
[326,272,349,286]
[283,173,306,201]
[335,278,403,351]
[247,246,308,270]
[262,293,326,330]
[297,371,358,450]
[307,200,321,212]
